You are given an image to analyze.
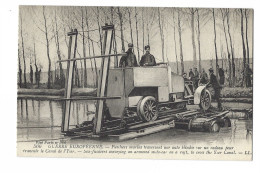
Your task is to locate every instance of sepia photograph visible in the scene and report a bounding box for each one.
[16,4,253,160]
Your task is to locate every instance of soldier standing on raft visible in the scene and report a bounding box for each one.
[140,45,156,66]
[207,68,222,110]
[119,43,138,67]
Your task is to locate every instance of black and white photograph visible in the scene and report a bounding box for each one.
[15,4,253,160]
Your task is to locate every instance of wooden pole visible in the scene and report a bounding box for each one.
[94,25,114,134]
[61,29,78,132]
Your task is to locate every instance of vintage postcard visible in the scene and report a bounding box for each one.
[17,5,253,160]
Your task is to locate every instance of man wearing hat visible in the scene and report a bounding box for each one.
[207,68,222,110]
[119,43,138,67]
[193,67,199,89]
[139,45,156,66]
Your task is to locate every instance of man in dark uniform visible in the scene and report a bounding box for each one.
[119,43,138,67]
[207,68,222,110]
[189,68,194,80]
[193,67,199,89]
[140,45,156,66]
[199,68,208,85]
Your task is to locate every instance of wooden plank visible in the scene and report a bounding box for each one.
[94,26,114,134]
[57,53,126,62]
[62,30,78,132]
[55,96,121,101]
[111,124,173,141]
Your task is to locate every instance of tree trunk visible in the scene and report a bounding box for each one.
[177,10,184,74]
[135,7,140,61]
[196,9,202,73]
[86,8,95,87]
[221,9,232,87]
[226,10,235,86]
[172,10,179,74]
[111,7,118,68]
[18,48,22,88]
[240,9,247,87]
[96,7,103,55]
[245,9,250,65]
[212,9,219,79]
[20,15,27,87]
[118,7,125,52]
[142,8,145,54]
[81,8,87,88]
[158,8,165,62]
[54,9,65,87]
[127,8,134,47]
[191,8,197,68]
[43,6,52,89]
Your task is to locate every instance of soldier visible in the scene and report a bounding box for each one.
[119,43,138,67]
[199,68,208,85]
[139,45,156,66]
[193,67,199,89]
[188,68,194,80]
[207,68,222,110]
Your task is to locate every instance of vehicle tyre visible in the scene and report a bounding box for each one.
[137,96,158,122]
[199,89,212,111]
[210,121,220,132]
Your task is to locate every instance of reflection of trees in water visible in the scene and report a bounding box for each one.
[75,102,79,125]
[20,99,24,124]
[38,100,41,125]
[25,99,29,140]
[32,100,36,116]
[49,100,54,138]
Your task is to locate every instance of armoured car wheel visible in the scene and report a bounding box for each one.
[137,96,158,122]
[199,89,212,111]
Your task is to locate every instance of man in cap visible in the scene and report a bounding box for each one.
[140,45,156,66]
[193,67,199,89]
[207,68,222,110]
[199,68,208,85]
[119,43,138,67]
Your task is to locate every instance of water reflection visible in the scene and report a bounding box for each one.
[17,99,252,145]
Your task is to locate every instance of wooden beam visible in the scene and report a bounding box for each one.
[57,53,126,63]
[62,29,78,132]
[94,26,114,134]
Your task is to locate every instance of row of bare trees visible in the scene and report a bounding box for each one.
[18,6,253,89]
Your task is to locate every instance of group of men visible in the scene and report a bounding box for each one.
[119,43,156,67]
[184,67,222,110]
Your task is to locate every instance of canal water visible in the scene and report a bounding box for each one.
[17,99,253,146]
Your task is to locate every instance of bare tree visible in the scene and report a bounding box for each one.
[127,8,134,47]
[42,6,52,89]
[172,9,179,74]
[33,39,39,86]
[177,10,184,74]
[135,7,140,61]
[188,8,197,68]
[212,8,219,79]
[226,9,235,85]
[244,9,250,65]
[158,8,165,62]
[96,7,103,54]
[220,9,232,86]
[240,9,247,87]
[117,7,125,52]
[53,9,65,87]
[196,9,201,73]
[18,47,22,88]
[20,14,27,87]
[142,8,145,54]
